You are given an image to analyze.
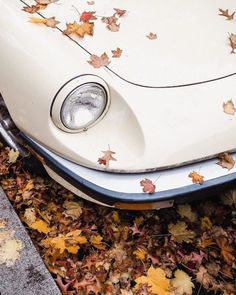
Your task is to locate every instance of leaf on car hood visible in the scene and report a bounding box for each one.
[223,99,236,115]
[140,178,156,194]
[63,21,94,38]
[30,16,60,28]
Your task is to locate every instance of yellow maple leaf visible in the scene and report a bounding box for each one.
[90,235,106,250]
[30,219,50,234]
[170,270,194,295]
[177,204,197,222]
[133,248,147,260]
[200,217,212,230]
[168,221,196,243]
[135,266,170,295]
[63,21,94,37]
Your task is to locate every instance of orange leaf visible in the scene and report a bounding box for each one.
[112,47,122,58]
[97,148,116,167]
[30,219,50,234]
[188,171,204,184]
[140,178,156,194]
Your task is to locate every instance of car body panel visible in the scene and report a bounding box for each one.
[24,0,236,87]
[0,1,236,173]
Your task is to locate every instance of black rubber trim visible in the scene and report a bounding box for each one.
[20,0,236,89]
[21,133,236,206]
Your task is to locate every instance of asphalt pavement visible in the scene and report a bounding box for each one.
[0,187,61,295]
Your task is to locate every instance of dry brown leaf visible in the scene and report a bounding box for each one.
[135,266,170,295]
[216,237,235,265]
[223,100,236,115]
[114,8,127,17]
[88,52,110,68]
[168,221,196,243]
[24,207,37,225]
[140,178,156,194]
[217,152,235,170]
[177,204,197,222]
[188,171,204,185]
[87,1,95,5]
[30,17,60,28]
[228,33,236,54]
[112,47,122,58]
[63,201,82,220]
[97,148,116,166]
[200,217,213,230]
[22,4,47,13]
[146,32,157,40]
[8,149,19,164]
[102,15,120,32]
[170,270,194,295]
[219,9,235,20]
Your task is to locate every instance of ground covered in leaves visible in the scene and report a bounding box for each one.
[0,146,235,295]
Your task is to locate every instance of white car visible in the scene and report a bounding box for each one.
[1,0,236,209]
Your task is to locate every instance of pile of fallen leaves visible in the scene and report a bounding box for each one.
[0,145,235,295]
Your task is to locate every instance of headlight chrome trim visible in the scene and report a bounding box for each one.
[51,75,110,133]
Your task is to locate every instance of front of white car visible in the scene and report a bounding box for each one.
[1,0,236,209]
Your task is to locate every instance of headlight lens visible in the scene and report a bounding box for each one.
[61,83,107,130]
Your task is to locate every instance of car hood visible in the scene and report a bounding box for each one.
[29,0,235,87]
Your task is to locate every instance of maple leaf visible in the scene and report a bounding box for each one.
[114,8,127,17]
[102,15,120,32]
[219,9,235,20]
[64,21,94,38]
[22,4,47,14]
[146,32,157,40]
[216,237,235,265]
[135,266,170,295]
[112,47,122,58]
[30,17,60,28]
[87,1,95,5]
[8,149,19,164]
[228,33,236,54]
[177,204,197,222]
[170,270,194,295]
[90,235,106,250]
[188,171,204,185]
[196,266,214,289]
[200,216,212,230]
[29,219,50,234]
[217,152,235,170]
[133,248,147,260]
[80,11,97,22]
[97,148,116,166]
[140,179,156,194]
[223,99,236,115]
[63,201,82,220]
[168,221,196,243]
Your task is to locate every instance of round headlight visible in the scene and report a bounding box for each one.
[61,83,107,130]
